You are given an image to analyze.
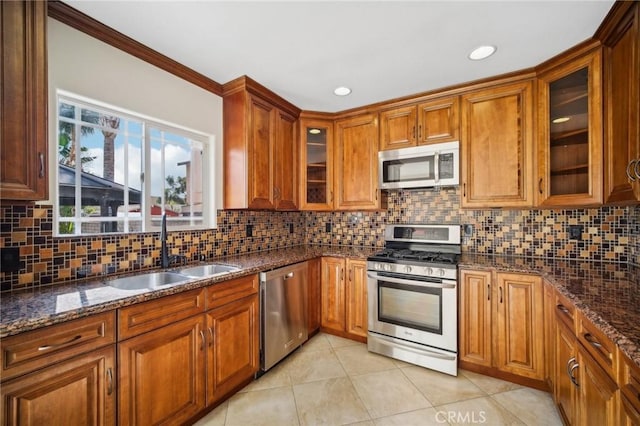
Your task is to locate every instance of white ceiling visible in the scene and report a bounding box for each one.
[64,1,615,112]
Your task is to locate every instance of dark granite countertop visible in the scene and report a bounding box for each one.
[459,254,640,369]
[2,245,638,370]
[0,245,376,338]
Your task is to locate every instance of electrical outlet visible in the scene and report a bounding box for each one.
[568,225,583,240]
[289,223,294,234]
[325,223,332,233]
[463,224,474,236]
[246,224,253,238]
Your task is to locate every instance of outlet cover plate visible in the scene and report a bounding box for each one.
[568,225,583,240]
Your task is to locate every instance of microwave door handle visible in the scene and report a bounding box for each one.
[367,272,456,289]
[434,152,440,184]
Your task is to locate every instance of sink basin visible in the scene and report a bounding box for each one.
[107,271,192,290]
[177,264,240,278]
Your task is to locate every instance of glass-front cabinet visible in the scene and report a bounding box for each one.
[537,47,603,206]
[299,117,334,210]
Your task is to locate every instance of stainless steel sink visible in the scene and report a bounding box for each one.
[107,271,192,290]
[177,264,240,278]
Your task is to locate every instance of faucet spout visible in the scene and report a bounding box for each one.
[161,213,170,268]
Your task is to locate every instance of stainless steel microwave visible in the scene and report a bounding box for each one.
[378,141,459,189]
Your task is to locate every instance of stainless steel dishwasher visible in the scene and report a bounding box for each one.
[259,261,308,372]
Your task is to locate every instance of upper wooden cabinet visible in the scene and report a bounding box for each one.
[223,76,300,210]
[299,116,334,210]
[598,2,640,204]
[379,96,459,151]
[334,113,380,210]
[537,45,603,207]
[460,80,535,208]
[1,1,48,201]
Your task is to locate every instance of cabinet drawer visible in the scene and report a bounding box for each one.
[118,288,205,340]
[619,350,640,416]
[576,311,617,379]
[206,274,258,310]
[554,290,576,333]
[1,311,115,382]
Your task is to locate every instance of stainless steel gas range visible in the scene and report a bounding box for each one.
[367,224,461,376]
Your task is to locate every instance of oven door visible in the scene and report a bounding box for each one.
[367,271,457,352]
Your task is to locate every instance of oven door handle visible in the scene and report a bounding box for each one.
[367,272,456,289]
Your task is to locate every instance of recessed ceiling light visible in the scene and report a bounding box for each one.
[552,117,571,124]
[309,128,321,134]
[334,86,352,96]
[468,45,497,61]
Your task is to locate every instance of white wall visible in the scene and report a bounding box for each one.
[46,18,223,223]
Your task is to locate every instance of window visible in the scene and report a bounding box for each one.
[56,92,212,236]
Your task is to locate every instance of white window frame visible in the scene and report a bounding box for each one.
[54,90,216,236]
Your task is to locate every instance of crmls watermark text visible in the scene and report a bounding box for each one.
[435,410,487,424]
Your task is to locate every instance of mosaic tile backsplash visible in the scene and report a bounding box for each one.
[1,188,639,291]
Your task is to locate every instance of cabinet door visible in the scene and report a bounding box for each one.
[543,281,556,390]
[417,96,459,145]
[555,320,577,426]
[299,118,334,210]
[247,95,276,209]
[307,257,322,334]
[118,316,205,425]
[274,110,298,210]
[537,48,603,206]
[576,345,618,426]
[494,273,544,380]
[321,257,346,332]
[335,114,379,210]
[345,259,368,338]
[379,105,417,150]
[206,294,259,406]
[461,80,534,208]
[602,3,640,203]
[0,1,48,201]
[1,346,115,426]
[459,269,492,367]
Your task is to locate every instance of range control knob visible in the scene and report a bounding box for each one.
[384,263,393,272]
[404,265,412,273]
[438,268,446,277]
[374,263,382,270]
[426,267,434,276]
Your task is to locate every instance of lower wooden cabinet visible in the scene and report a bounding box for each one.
[1,346,116,426]
[320,257,367,341]
[118,315,206,425]
[206,293,259,405]
[459,269,545,385]
[307,257,322,334]
[619,351,640,425]
[576,344,618,425]
[555,319,578,425]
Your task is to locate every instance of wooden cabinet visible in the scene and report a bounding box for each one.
[206,291,259,405]
[1,346,116,426]
[0,313,117,426]
[320,257,367,341]
[544,281,556,391]
[223,76,299,210]
[576,344,619,426]
[345,259,368,338]
[379,96,459,150]
[0,1,48,201]
[307,257,322,335]
[555,320,578,426]
[459,269,544,385]
[619,351,640,425]
[537,45,603,207]
[460,80,535,208]
[599,2,640,204]
[334,114,380,210]
[299,117,334,210]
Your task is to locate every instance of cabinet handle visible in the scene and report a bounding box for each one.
[583,333,603,349]
[412,125,416,139]
[635,159,640,179]
[107,367,113,395]
[566,357,576,376]
[499,286,503,304]
[200,330,206,351]
[463,183,466,198]
[627,160,637,182]
[38,334,82,351]
[556,304,571,316]
[418,125,422,139]
[38,153,45,178]
[284,271,294,280]
[274,187,281,200]
[208,327,214,347]
[487,284,490,301]
[569,362,580,387]
[349,268,352,282]
[330,190,334,202]
[538,178,543,194]
[341,268,344,282]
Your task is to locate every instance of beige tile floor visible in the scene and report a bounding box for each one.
[194,333,562,426]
